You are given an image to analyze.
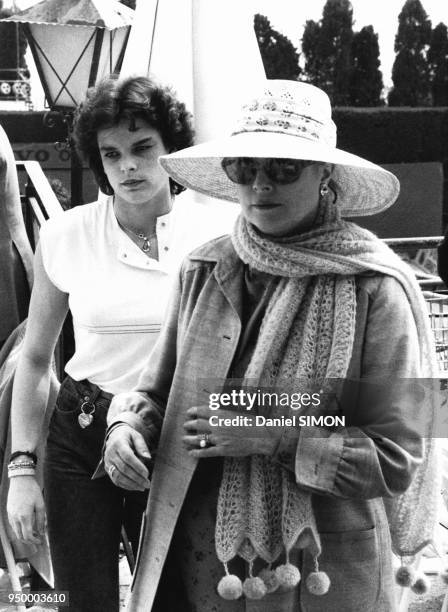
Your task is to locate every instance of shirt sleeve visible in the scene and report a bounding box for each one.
[276,274,425,499]
[39,214,70,293]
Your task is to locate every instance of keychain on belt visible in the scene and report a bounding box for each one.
[78,386,101,429]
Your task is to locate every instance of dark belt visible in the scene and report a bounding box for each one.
[75,378,114,403]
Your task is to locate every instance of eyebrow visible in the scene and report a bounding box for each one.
[99,137,155,152]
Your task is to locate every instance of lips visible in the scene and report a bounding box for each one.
[121,179,143,187]
[252,202,282,210]
[121,179,145,189]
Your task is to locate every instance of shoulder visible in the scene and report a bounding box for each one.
[357,272,411,302]
[187,234,233,261]
[175,235,238,289]
[181,235,234,271]
[40,198,107,243]
[356,273,417,331]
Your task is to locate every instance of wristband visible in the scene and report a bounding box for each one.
[8,463,37,478]
[8,469,37,478]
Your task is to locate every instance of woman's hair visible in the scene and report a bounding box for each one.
[73,74,194,196]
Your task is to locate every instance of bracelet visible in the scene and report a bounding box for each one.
[8,461,37,473]
[9,451,37,465]
[8,466,36,478]
[8,459,36,468]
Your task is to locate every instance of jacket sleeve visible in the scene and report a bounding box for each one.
[274,274,425,499]
[106,269,182,451]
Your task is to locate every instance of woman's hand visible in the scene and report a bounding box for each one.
[7,477,46,545]
[104,424,151,491]
[183,406,280,458]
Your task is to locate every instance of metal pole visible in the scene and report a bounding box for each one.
[70,139,83,207]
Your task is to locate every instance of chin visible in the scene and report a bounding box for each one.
[119,189,152,206]
[252,222,284,237]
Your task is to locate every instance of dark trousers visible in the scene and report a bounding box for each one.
[44,376,147,612]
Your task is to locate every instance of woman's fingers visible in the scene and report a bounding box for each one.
[186,405,213,419]
[183,418,209,433]
[15,515,42,545]
[7,478,46,544]
[181,433,217,449]
[189,445,222,458]
[111,450,149,490]
[9,519,23,542]
[34,503,47,539]
[109,464,147,491]
[105,426,151,490]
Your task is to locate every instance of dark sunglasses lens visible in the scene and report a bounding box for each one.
[221,158,257,185]
[222,157,314,185]
[268,159,311,184]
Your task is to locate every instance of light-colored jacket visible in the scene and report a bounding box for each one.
[110,236,423,612]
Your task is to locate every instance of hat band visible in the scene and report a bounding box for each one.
[232,108,337,148]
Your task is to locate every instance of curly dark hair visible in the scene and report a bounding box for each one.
[73,74,194,196]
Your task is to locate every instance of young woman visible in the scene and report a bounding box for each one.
[6,75,196,612]
[105,80,437,611]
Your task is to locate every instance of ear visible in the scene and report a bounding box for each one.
[321,163,334,181]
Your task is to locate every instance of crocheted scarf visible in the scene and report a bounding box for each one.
[215,208,439,572]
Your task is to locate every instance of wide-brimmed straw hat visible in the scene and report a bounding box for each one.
[160,80,399,217]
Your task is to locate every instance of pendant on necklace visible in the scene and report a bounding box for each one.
[138,232,150,253]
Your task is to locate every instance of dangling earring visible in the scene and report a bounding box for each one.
[319,182,329,198]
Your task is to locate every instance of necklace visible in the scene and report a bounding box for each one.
[116,218,156,253]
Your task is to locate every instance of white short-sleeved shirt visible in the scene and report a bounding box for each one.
[39,195,233,393]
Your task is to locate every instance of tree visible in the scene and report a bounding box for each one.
[119,0,136,8]
[301,19,323,88]
[301,0,354,105]
[253,14,300,80]
[428,22,448,106]
[350,26,384,106]
[388,0,432,106]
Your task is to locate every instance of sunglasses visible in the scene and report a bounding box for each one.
[221,157,316,185]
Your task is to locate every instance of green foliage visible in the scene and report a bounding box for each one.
[0,8,28,81]
[253,14,300,80]
[428,23,448,106]
[388,0,432,106]
[349,26,384,106]
[301,0,354,105]
[302,20,323,87]
[49,178,71,210]
[333,107,448,162]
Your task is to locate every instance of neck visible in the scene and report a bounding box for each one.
[113,194,172,235]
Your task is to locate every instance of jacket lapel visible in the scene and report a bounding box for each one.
[128,243,243,611]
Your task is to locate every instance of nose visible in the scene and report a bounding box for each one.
[120,155,137,174]
[251,168,273,193]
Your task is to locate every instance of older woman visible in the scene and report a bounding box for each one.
[105,80,437,611]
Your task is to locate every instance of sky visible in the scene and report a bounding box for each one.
[251,0,448,87]
[6,0,448,107]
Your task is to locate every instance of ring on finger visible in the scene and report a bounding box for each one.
[198,433,212,449]
[108,465,116,477]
